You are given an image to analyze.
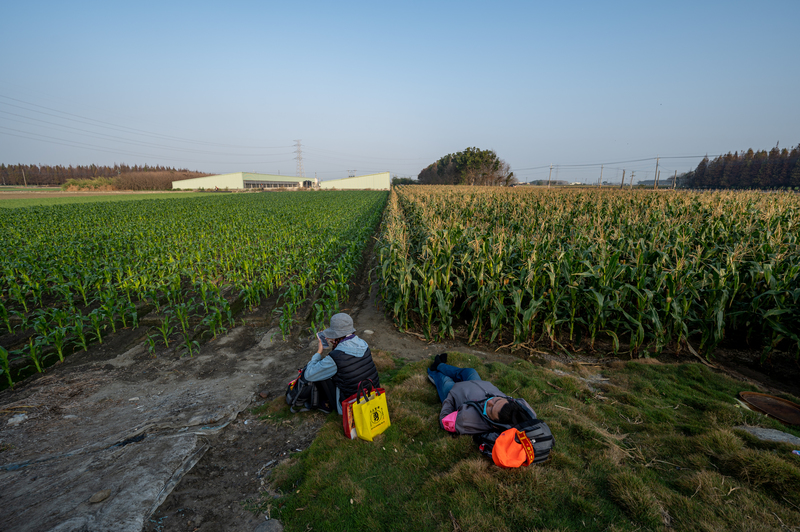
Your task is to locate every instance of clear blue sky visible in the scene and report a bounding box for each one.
[1,1,798,184]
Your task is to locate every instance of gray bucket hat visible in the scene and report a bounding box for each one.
[322,313,356,339]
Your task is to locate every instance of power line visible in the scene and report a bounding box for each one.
[0,94,293,150]
[514,155,710,172]
[0,111,295,158]
[0,127,296,166]
[0,93,715,177]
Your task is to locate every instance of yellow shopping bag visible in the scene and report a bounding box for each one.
[352,380,390,441]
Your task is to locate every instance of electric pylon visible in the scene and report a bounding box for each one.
[294,140,305,178]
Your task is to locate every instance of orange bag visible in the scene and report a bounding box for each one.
[492,429,535,468]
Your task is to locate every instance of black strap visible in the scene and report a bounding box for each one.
[356,379,376,403]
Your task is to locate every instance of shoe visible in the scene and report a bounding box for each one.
[430,352,448,372]
[427,371,436,386]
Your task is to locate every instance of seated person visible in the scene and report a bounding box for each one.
[427,353,533,434]
[303,313,379,414]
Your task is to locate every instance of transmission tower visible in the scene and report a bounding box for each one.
[294,140,305,178]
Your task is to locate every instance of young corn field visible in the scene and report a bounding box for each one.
[376,186,800,358]
[0,191,388,387]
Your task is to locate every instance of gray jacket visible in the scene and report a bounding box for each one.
[439,380,535,435]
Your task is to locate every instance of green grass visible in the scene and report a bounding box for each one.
[0,186,62,191]
[0,191,207,208]
[251,353,800,532]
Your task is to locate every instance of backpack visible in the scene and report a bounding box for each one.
[285,368,319,413]
[467,398,555,467]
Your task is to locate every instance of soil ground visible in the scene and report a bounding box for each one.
[2,250,799,531]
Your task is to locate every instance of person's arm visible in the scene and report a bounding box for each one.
[440,394,457,418]
[304,340,337,381]
[439,393,458,431]
[304,353,337,381]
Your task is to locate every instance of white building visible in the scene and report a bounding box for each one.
[172,172,312,190]
[172,171,390,191]
[318,172,390,190]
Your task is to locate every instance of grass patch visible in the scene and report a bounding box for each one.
[0,186,62,191]
[0,191,206,208]
[255,353,800,531]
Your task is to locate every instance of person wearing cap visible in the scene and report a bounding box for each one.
[303,312,380,414]
[427,353,533,434]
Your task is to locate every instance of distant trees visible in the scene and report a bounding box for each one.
[392,176,418,186]
[682,143,800,189]
[529,180,570,186]
[0,163,205,187]
[417,148,516,186]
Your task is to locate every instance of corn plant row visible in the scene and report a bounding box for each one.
[0,191,388,386]
[376,186,800,358]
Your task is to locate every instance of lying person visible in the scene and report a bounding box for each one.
[427,353,532,434]
[427,353,555,466]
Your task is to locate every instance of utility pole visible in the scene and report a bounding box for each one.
[630,171,635,188]
[599,165,603,187]
[653,156,660,189]
[22,169,28,187]
[672,170,677,189]
[547,164,553,187]
[619,169,626,189]
[655,170,661,190]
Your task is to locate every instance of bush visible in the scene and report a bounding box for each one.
[61,177,115,190]
[60,171,210,191]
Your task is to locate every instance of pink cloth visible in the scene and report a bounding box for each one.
[441,411,458,433]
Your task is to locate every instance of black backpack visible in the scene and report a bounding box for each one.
[285,367,336,413]
[285,368,319,413]
[467,397,555,465]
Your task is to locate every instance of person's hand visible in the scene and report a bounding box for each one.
[317,336,324,354]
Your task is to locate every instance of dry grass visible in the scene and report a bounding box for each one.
[259,353,800,532]
[371,349,396,372]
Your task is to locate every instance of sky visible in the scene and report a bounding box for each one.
[1,1,798,184]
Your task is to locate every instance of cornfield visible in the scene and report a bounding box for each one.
[376,186,800,358]
[0,191,388,386]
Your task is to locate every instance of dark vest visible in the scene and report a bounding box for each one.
[329,346,380,399]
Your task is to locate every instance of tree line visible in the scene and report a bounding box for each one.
[0,163,203,186]
[417,148,516,186]
[681,144,800,189]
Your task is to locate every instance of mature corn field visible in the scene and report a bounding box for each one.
[376,186,800,358]
[0,191,388,386]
